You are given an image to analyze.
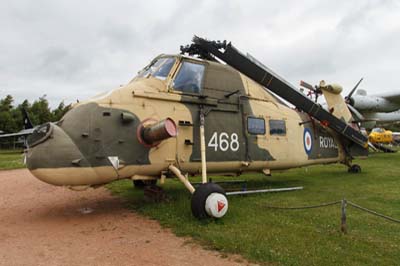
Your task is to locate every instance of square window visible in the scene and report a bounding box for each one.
[269,119,286,135]
[247,117,265,135]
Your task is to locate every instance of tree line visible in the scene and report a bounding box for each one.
[0,95,71,133]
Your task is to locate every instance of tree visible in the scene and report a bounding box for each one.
[0,95,18,133]
[0,95,14,112]
[30,95,52,125]
[52,101,72,121]
[0,94,72,134]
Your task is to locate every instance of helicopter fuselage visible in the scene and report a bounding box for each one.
[26,54,347,188]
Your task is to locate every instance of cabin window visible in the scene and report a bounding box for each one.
[269,119,286,135]
[172,61,205,94]
[137,57,175,80]
[247,117,265,135]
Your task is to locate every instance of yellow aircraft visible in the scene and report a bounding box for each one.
[368,128,393,144]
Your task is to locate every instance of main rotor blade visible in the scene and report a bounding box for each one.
[192,36,368,147]
[300,80,315,91]
[347,77,364,99]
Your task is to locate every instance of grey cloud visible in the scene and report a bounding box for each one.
[36,47,89,80]
[1,0,400,107]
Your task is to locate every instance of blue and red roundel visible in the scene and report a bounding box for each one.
[303,128,313,155]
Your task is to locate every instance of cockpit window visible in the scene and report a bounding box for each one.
[137,59,163,78]
[172,61,205,94]
[153,58,175,80]
[372,128,384,133]
[137,57,176,80]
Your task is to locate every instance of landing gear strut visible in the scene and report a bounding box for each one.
[168,165,229,220]
[168,108,229,220]
[348,164,361,173]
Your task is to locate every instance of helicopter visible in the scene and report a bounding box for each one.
[25,37,368,219]
[368,128,395,144]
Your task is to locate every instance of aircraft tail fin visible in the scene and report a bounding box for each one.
[22,108,34,129]
[319,81,353,123]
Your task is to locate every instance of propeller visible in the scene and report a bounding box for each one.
[347,104,364,122]
[345,77,363,105]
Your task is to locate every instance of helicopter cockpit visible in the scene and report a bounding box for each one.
[172,61,205,94]
[136,57,176,80]
[134,55,206,95]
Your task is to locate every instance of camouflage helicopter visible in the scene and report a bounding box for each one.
[25,37,368,219]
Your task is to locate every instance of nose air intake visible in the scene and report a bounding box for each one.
[138,118,177,146]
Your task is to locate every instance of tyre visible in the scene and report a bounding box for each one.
[133,179,157,188]
[191,183,228,219]
[348,164,361,173]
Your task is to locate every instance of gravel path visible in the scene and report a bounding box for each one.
[0,169,252,266]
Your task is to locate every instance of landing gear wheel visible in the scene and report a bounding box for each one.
[348,164,361,173]
[133,179,157,188]
[191,183,228,219]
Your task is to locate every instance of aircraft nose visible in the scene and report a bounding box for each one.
[26,123,91,185]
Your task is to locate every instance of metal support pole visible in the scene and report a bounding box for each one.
[168,165,195,194]
[199,108,207,184]
[226,186,303,196]
[341,198,347,234]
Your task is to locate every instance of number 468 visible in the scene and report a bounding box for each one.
[208,132,239,152]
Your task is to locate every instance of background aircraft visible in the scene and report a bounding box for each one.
[0,109,35,147]
[368,128,393,144]
[300,79,400,129]
[346,88,400,129]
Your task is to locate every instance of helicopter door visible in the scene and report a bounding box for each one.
[171,59,247,166]
[190,95,246,164]
[204,104,245,163]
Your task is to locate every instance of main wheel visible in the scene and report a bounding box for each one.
[133,179,157,188]
[191,183,228,219]
[348,164,361,173]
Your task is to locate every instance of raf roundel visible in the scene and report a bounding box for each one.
[303,128,313,155]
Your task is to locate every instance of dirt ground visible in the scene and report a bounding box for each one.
[0,169,253,266]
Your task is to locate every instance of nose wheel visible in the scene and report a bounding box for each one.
[191,183,228,219]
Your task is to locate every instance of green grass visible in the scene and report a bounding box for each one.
[108,152,400,266]
[0,150,25,170]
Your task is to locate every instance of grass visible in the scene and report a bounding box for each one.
[107,152,400,266]
[0,148,397,264]
[0,150,25,170]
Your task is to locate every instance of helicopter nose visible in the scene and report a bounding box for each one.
[26,123,93,186]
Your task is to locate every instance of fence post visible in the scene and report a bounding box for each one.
[341,199,347,234]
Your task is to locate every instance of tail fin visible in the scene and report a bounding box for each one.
[22,108,33,129]
[319,81,353,123]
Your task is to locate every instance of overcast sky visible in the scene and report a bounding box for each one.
[1,0,399,107]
